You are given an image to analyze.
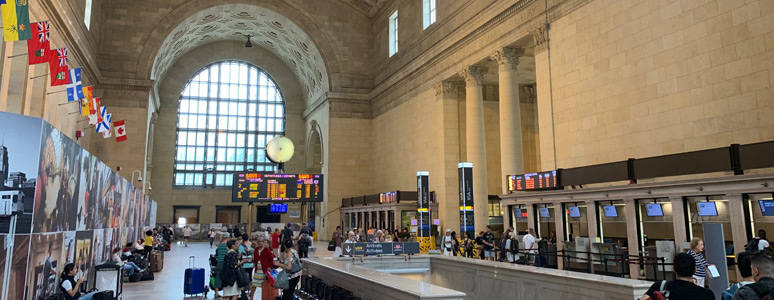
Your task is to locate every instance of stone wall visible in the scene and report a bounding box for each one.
[537,0,774,170]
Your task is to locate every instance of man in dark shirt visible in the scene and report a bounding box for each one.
[734,251,774,300]
[483,225,495,261]
[640,252,714,300]
[281,223,294,252]
[475,231,485,259]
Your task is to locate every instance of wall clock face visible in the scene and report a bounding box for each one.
[265,136,294,163]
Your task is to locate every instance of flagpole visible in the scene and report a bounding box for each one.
[68,111,79,115]
[77,119,89,123]
[57,101,77,106]
[31,73,48,79]
[6,53,27,58]
[48,90,66,95]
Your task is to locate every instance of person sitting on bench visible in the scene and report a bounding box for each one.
[111,247,145,276]
[60,263,100,300]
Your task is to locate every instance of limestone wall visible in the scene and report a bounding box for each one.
[537,0,774,170]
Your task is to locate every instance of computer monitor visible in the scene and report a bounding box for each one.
[760,200,774,216]
[646,203,664,217]
[697,201,718,217]
[539,207,550,218]
[603,205,618,218]
[568,206,581,218]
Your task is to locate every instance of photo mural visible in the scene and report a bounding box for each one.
[0,111,158,299]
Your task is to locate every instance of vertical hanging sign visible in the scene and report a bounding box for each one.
[417,171,430,237]
[458,162,475,238]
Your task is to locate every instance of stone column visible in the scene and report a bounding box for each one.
[459,66,489,233]
[726,194,747,255]
[434,80,463,235]
[491,48,526,192]
[532,26,557,170]
[670,196,688,251]
[0,41,13,111]
[586,200,598,243]
[553,201,565,270]
[623,198,640,279]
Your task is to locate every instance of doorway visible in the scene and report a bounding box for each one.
[216,206,242,224]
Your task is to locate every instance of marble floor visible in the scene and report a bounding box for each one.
[122,240,334,299]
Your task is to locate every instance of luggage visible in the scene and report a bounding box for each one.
[184,256,206,296]
[94,263,122,300]
[91,290,114,300]
[150,250,163,272]
[141,269,154,281]
[129,271,142,282]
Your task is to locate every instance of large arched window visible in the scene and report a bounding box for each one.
[174,61,285,187]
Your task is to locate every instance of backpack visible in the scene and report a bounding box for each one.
[722,283,745,300]
[510,238,519,253]
[746,238,761,252]
[650,280,669,300]
[749,283,774,300]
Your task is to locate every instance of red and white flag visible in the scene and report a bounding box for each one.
[114,120,127,142]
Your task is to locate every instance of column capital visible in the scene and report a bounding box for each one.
[531,25,549,53]
[433,80,463,98]
[458,66,487,87]
[490,48,525,71]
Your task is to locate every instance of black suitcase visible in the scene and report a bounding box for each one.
[92,290,114,300]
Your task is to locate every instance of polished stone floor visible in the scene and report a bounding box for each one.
[122,240,333,299]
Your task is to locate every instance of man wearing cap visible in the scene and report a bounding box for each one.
[443,229,453,256]
[281,223,295,252]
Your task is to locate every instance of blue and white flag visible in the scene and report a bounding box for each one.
[66,68,84,102]
[96,109,111,133]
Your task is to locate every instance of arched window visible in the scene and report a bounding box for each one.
[174,61,285,187]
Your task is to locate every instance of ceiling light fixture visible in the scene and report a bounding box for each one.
[244,34,253,48]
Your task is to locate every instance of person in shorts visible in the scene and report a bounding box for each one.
[483,226,495,261]
[182,225,192,247]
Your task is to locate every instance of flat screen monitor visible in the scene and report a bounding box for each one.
[760,200,774,216]
[697,202,718,216]
[539,207,550,218]
[568,206,581,218]
[269,203,288,214]
[603,205,618,218]
[646,203,664,217]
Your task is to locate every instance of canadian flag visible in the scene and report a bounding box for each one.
[114,120,127,142]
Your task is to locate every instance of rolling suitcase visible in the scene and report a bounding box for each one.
[184,256,206,297]
[150,250,163,272]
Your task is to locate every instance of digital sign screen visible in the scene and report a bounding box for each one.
[567,206,581,218]
[760,200,774,216]
[603,205,618,218]
[539,207,550,218]
[269,203,288,214]
[646,203,664,217]
[697,201,718,216]
[232,173,323,202]
[507,170,560,192]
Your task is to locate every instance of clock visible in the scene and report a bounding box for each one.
[265,136,295,163]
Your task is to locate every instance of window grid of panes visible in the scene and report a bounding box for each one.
[428,0,436,25]
[174,61,284,187]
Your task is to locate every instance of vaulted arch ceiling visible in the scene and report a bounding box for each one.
[151,4,329,102]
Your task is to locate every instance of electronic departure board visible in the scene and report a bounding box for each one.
[232,173,323,202]
[507,170,561,192]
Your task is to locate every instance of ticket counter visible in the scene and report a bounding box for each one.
[686,196,733,251]
[748,193,774,243]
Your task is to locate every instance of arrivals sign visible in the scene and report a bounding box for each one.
[341,242,421,256]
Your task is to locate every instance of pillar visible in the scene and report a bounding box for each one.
[670,196,688,251]
[624,198,640,279]
[491,48,526,192]
[726,194,747,255]
[434,80,463,235]
[459,66,489,233]
[532,26,557,170]
[553,201,565,270]
[0,41,13,111]
[586,200,598,243]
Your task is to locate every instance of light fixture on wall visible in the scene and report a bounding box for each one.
[244,34,253,48]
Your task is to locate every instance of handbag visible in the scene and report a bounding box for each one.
[327,240,336,251]
[272,268,289,290]
[236,267,250,288]
[290,253,303,274]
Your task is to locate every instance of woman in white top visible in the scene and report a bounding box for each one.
[209,228,217,248]
[443,229,453,256]
[111,247,144,276]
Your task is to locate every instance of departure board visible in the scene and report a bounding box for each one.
[232,173,323,202]
[507,170,561,192]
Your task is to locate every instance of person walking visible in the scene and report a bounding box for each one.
[270,228,281,256]
[182,225,192,247]
[281,223,294,252]
[332,226,344,257]
[209,228,217,248]
[442,229,453,256]
[687,237,709,287]
[279,239,302,300]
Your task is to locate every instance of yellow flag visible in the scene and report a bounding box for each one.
[80,98,90,117]
[1,2,19,42]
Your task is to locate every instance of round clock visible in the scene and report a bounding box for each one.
[265,136,295,163]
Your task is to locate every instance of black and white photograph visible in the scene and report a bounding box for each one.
[0,112,43,234]
[0,234,31,300]
[26,232,63,300]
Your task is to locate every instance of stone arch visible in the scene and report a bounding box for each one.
[305,120,324,174]
[136,0,342,103]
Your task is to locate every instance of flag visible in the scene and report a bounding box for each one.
[97,112,111,133]
[66,68,84,102]
[26,21,50,65]
[102,127,112,139]
[1,0,31,41]
[83,86,94,113]
[88,101,102,126]
[49,48,69,86]
[79,98,90,117]
[114,120,127,142]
